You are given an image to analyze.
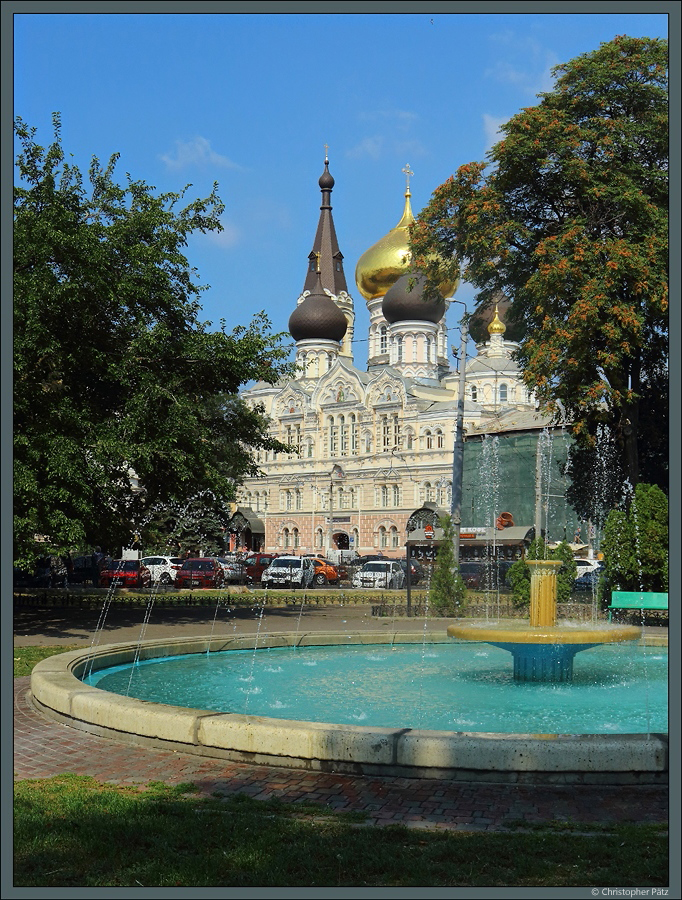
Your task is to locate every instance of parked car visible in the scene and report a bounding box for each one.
[573,563,605,591]
[399,558,426,584]
[216,557,246,583]
[141,555,184,585]
[351,560,405,589]
[243,553,278,584]
[99,559,152,589]
[261,556,315,589]
[175,558,225,589]
[573,558,603,578]
[308,557,340,586]
[457,560,513,590]
[303,555,348,581]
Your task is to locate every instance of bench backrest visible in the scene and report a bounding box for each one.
[609,591,668,610]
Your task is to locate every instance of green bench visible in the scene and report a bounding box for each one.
[608,591,668,622]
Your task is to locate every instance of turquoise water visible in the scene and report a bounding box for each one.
[82,641,667,735]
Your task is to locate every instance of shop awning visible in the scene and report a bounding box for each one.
[226,506,265,534]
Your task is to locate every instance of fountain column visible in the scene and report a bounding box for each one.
[528,559,562,626]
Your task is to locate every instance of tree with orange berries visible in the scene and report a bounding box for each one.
[411,36,668,499]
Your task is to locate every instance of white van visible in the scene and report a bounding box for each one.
[261,556,315,589]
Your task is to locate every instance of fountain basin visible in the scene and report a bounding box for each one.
[447,622,642,682]
[29,632,668,784]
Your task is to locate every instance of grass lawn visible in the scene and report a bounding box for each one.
[13,776,668,888]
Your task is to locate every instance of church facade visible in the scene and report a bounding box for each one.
[233,158,577,559]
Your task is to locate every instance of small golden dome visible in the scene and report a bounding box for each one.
[355,169,459,302]
[487,303,507,335]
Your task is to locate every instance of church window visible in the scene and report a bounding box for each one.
[295,489,302,511]
[328,416,338,456]
[293,528,300,548]
[286,490,293,511]
[426,337,432,363]
[350,414,358,454]
[339,415,348,455]
[283,528,290,549]
[393,414,401,448]
[379,526,388,548]
[405,430,414,450]
[436,429,444,449]
[499,383,508,403]
[422,482,434,503]
[382,415,391,451]
[393,484,400,507]
[471,385,477,402]
[381,485,389,507]
[307,439,314,458]
[397,336,403,362]
[380,326,388,354]
[425,430,433,450]
[316,528,324,549]
[390,526,399,549]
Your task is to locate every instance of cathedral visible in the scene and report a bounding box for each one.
[230,157,579,559]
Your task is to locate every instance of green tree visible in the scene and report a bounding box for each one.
[429,516,467,613]
[411,36,668,492]
[601,483,668,592]
[14,115,291,566]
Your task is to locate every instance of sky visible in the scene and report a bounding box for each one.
[13,7,670,370]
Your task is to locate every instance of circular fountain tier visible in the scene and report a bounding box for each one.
[447,622,642,682]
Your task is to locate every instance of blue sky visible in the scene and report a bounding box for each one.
[14,10,669,368]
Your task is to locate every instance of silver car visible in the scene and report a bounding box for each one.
[351,560,405,589]
[261,556,315,589]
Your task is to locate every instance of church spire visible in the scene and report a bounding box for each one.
[302,151,348,297]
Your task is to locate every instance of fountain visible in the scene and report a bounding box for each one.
[447,559,642,682]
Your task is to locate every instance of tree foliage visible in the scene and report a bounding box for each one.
[14,115,292,565]
[411,36,668,491]
[601,483,668,592]
[429,516,467,613]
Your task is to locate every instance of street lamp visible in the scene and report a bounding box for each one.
[449,300,469,568]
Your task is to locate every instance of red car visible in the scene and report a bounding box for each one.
[99,559,152,589]
[175,558,225,589]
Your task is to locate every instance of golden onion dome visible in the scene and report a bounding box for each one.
[487,303,507,335]
[355,168,459,302]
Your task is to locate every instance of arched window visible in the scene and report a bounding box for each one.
[423,482,433,503]
[425,430,433,450]
[499,383,508,403]
[328,416,338,456]
[379,526,388,548]
[339,414,348,455]
[380,325,388,354]
[307,439,314,458]
[397,335,403,362]
[425,337,432,363]
[393,484,400,507]
[382,415,391,451]
[316,528,324,549]
[436,428,444,449]
[390,526,399,549]
[381,485,389,507]
[293,528,300,548]
[405,430,414,450]
[350,414,358,454]
[286,490,293,511]
[471,385,477,402]
[283,528,290,549]
[295,489,302,510]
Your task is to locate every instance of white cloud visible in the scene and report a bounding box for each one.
[485,32,560,98]
[483,114,507,153]
[160,137,242,171]
[346,136,384,160]
[204,219,241,248]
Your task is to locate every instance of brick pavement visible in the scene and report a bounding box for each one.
[14,677,668,832]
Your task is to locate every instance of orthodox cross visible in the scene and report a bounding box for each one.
[324,143,329,163]
[402,163,414,191]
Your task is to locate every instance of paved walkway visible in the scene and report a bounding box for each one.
[14,604,669,832]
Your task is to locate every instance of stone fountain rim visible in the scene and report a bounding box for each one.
[29,631,668,784]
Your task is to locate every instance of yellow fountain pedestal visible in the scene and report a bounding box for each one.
[448,558,641,681]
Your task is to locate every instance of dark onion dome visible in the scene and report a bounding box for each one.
[468,291,525,344]
[319,161,334,190]
[289,278,348,343]
[382,273,446,324]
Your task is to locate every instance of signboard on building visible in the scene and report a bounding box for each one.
[424,524,434,540]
